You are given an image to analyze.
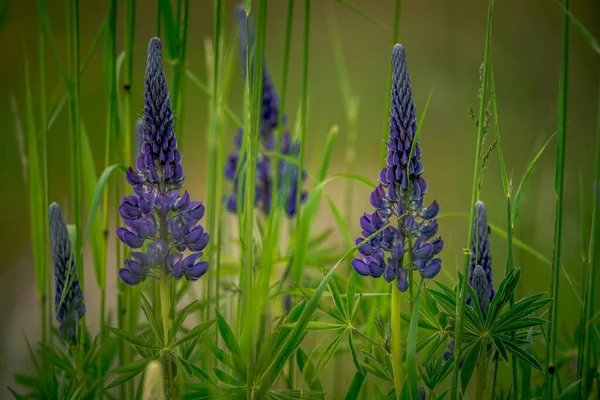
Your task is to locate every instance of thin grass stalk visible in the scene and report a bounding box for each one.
[544,1,570,397]
[239,1,268,394]
[66,0,85,353]
[451,0,494,397]
[37,12,50,346]
[205,0,222,350]
[294,0,311,241]
[490,65,520,399]
[380,0,401,166]
[576,171,587,394]
[123,0,135,164]
[581,79,600,399]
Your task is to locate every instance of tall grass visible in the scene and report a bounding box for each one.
[450,0,494,397]
[544,1,570,397]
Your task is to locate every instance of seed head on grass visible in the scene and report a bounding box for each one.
[118,37,209,285]
[49,202,85,345]
[224,4,307,217]
[351,44,443,291]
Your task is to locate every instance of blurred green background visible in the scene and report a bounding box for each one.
[1,0,599,392]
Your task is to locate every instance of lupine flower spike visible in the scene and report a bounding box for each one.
[351,44,443,291]
[445,200,494,360]
[118,37,209,286]
[224,4,307,217]
[49,203,86,344]
[469,200,494,302]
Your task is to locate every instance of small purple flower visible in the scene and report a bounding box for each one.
[117,38,209,286]
[351,44,443,291]
[49,203,86,344]
[224,5,307,218]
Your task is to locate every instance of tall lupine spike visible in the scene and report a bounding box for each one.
[117,38,209,286]
[352,44,443,291]
[472,265,491,319]
[49,203,86,344]
[469,201,494,300]
[224,5,307,218]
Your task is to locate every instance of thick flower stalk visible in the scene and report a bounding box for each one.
[118,37,209,286]
[351,44,444,291]
[224,5,307,217]
[49,202,86,345]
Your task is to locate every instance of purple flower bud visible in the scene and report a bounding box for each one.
[351,259,370,276]
[397,268,409,292]
[119,268,142,286]
[117,227,145,249]
[420,258,442,279]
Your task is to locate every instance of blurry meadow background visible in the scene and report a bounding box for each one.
[0,0,599,397]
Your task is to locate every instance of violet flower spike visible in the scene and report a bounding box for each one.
[49,203,86,345]
[224,5,307,218]
[351,44,444,292]
[117,37,209,286]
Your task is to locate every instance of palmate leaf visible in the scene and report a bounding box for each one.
[328,273,348,322]
[344,371,366,400]
[361,350,393,382]
[348,331,364,374]
[110,354,158,374]
[297,284,344,323]
[346,268,357,318]
[171,300,200,342]
[105,326,161,349]
[501,337,543,371]
[172,319,215,348]
[460,339,481,393]
[215,312,246,379]
[283,321,346,331]
[312,329,348,383]
[104,369,141,391]
[487,268,521,325]
[268,390,327,400]
[139,293,163,345]
[296,348,325,398]
[215,367,245,386]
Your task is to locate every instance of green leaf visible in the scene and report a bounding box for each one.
[553,0,600,55]
[487,268,521,325]
[460,340,481,393]
[111,355,158,374]
[82,164,126,247]
[158,0,179,60]
[494,318,546,334]
[491,335,509,363]
[401,312,438,331]
[296,284,344,323]
[311,330,348,383]
[216,311,241,356]
[283,321,345,331]
[328,274,348,321]
[104,370,142,391]
[346,270,357,318]
[348,330,364,374]
[295,348,324,397]
[173,319,216,348]
[557,379,581,399]
[105,326,161,349]
[502,338,543,371]
[139,293,163,345]
[344,371,366,400]
[512,134,555,224]
[215,368,245,386]
[520,328,533,399]
[171,300,200,342]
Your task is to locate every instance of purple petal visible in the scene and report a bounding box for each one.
[116,227,144,248]
[124,259,147,277]
[420,258,442,279]
[187,261,209,280]
[189,232,210,252]
[126,167,146,186]
[351,259,370,276]
[119,268,142,285]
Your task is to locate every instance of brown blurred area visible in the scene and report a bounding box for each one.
[0,0,599,393]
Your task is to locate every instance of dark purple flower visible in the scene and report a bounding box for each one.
[49,203,86,345]
[117,38,209,286]
[351,44,443,291]
[224,8,307,218]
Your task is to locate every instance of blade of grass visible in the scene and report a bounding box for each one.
[581,79,600,400]
[490,65,519,396]
[544,1,570,397]
[451,0,494,397]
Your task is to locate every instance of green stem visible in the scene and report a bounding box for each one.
[159,268,175,397]
[391,282,404,399]
[294,0,311,246]
[381,0,401,166]
[506,196,518,396]
[123,0,135,164]
[352,327,391,356]
[491,357,498,400]
[544,1,569,398]
[476,337,488,399]
[451,0,494,398]
[581,78,600,400]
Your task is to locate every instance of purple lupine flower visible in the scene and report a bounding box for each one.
[224,5,307,218]
[468,201,494,301]
[49,203,86,344]
[351,44,443,292]
[117,38,209,286]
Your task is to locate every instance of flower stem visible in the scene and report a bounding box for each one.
[476,337,488,399]
[391,283,404,399]
[159,266,175,398]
